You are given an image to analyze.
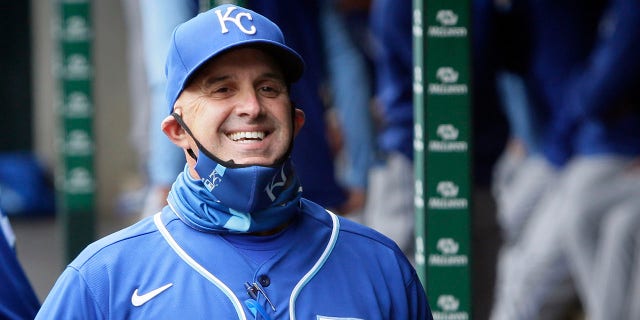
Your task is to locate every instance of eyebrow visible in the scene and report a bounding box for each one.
[201,75,230,87]
[200,72,286,87]
[260,72,286,82]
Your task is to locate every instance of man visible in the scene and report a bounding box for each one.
[365,0,415,260]
[36,5,431,319]
[490,0,640,319]
[0,207,40,319]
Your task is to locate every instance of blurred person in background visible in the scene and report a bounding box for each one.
[490,0,551,250]
[136,0,199,217]
[490,0,607,318]
[491,0,640,318]
[488,0,562,317]
[319,0,376,220]
[559,0,640,318]
[0,205,40,319]
[120,0,198,218]
[365,0,415,258]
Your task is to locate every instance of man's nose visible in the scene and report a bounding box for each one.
[235,91,262,117]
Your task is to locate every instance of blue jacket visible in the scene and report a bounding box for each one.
[36,199,432,319]
[370,0,413,160]
[564,0,640,158]
[520,0,607,166]
[521,0,640,166]
[0,209,40,319]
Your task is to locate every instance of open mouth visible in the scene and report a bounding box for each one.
[227,131,266,143]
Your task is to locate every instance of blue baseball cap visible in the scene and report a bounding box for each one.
[165,4,305,114]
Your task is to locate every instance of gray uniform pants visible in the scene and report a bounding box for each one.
[491,156,630,320]
[564,163,640,320]
[365,153,415,259]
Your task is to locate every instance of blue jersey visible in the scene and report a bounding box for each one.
[522,0,640,165]
[566,0,640,158]
[36,199,432,319]
[370,0,413,160]
[0,209,40,319]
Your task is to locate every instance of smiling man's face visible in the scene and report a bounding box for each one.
[173,47,305,166]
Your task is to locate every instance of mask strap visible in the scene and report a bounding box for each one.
[172,112,244,167]
[171,112,199,161]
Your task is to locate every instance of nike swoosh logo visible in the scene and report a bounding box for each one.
[131,283,173,307]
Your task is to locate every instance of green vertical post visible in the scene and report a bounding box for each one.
[413,0,428,284]
[57,0,95,263]
[414,0,472,318]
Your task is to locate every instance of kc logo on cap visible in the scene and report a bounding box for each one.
[215,6,257,35]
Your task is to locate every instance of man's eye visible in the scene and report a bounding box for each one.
[259,86,280,97]
[214,87,230,93]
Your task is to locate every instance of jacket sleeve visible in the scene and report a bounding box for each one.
[0,213,40,320]
[407,270,434,320]
[35,266,104,320]
[564,0,640,120]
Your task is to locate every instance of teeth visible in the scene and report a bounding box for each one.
[228,131,265,141]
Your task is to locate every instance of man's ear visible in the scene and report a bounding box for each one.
[161,114,190,148]
[293,108,305,136]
